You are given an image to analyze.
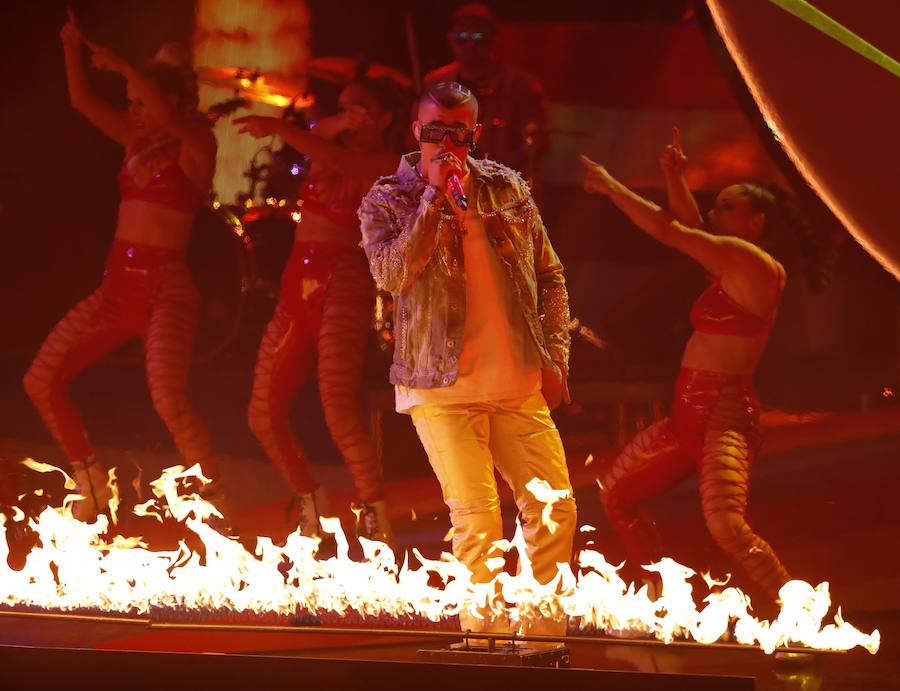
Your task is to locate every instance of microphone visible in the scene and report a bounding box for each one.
[446,172,468,211]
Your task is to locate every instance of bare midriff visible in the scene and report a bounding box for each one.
[114,200,195,253]
[681,331,769,377]
[293,208,360,249]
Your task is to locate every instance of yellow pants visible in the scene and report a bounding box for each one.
[411,391,577,634]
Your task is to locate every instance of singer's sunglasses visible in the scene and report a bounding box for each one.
[418,123,478,147]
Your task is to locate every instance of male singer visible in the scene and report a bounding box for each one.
[358,82,575,635]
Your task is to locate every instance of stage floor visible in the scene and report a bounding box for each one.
[0,610,895,690]
[2,407,899,688]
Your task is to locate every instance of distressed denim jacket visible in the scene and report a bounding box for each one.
[358,152,570,390]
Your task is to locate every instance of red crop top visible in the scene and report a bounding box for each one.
[118,138,205,214]
[690,277,773,337]
[299,170,365,228]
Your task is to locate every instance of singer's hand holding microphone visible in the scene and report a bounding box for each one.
[427,151,468,217]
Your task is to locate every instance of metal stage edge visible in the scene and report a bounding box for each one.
[0,643,755,691]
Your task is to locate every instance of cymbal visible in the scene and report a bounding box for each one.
[196,66,314,108]
[307,56,412,88]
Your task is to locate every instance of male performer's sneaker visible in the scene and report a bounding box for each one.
[70,457,114,522]
[354,499,395,547]
[287,487,331,539]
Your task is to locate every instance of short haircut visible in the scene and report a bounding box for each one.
[419,81,478,120]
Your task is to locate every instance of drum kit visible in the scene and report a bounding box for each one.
[191,59,407,364]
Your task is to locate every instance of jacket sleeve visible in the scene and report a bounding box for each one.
[524,185,571,371]
[358,182,445,295]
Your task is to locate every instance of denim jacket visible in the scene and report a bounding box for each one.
[358,152,570,390]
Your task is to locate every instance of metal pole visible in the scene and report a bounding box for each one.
[405,14,424,94]
[152,621,844,655]
[0,609,149,626]
[766,0,900,79]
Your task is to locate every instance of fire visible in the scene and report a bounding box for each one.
[524,477,571,535]
[0,460,880,655]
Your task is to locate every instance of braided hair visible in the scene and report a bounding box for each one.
[738,182,836,292]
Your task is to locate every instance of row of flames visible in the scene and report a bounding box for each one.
[0,460,880,655]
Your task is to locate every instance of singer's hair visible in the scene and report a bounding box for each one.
[737,182,835,292]
[419,81,478,120]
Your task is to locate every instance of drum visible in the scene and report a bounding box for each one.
[188,205,295,363]
[187,206,254,362]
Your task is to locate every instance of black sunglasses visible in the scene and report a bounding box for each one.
[418,123,478,147]
[450,31,488,43]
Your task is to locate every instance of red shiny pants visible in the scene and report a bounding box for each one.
[247,242,383,503]
[600,368,790,599]
[24,240,219,478]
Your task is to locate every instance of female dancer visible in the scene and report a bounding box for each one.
[24,15,223,521]
[580,130,828,600]
[235,77,408,543]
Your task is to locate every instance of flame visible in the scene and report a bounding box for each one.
[0,461,880,655]
[21,458,77,490]
[131,463,143,501]
[106,468,121,526]
[702,570,732,589]
[133,499,164,524]
[442,526,455,543]
[524,478,571,535]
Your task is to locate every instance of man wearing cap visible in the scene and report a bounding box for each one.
[425,3,549,188]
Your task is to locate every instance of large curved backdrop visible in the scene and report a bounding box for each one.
[707,0,900,280]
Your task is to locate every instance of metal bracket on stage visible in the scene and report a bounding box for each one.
[417,630,572,668]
